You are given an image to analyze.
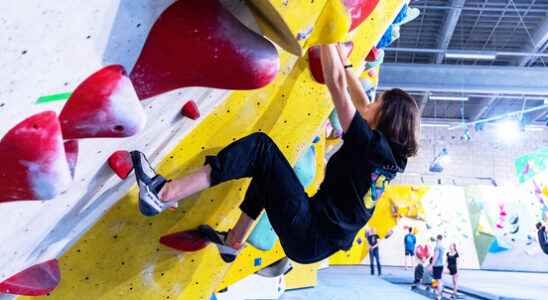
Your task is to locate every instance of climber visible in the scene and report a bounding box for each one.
[130,43,420,264]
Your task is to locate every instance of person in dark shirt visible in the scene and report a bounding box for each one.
[446,243,460,299]
[367,228,382,276]
[131,44,421,264]
[404,227,417,269]
[536,222,548,254]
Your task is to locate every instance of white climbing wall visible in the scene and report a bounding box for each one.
[0,0,253,283]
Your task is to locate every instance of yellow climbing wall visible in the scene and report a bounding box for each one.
[329,185,429,265]
[284,261,321,290]
[18,1,405,299]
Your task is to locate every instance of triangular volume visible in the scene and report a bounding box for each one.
[343,0,381,32]
[308,41,354,84]
[64,140,79,178]
[159,230,209,252]
[0,112,72,202]
[59,65,146,139]
[129,0,279,100]
[0,259,60,296]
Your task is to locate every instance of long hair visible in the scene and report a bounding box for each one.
[376,89,421,157]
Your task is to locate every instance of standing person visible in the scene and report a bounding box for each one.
[446,243,460,299]
[130,43,420,264]
[367,228,382,276]
[404,227,417,269]
[536,222,548,254]
[432,235,445,300]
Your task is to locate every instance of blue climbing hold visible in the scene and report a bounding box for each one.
[489,239,509,253]
[294,145,316,188]
[254,257,262,266]
[247,213,279,251]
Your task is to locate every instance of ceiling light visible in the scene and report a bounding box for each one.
[429,95,469,101]
[421,123,450,128]
[445,51,497,60]
[496,119,521,143]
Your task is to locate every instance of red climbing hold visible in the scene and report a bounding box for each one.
[129,0,280,100]
[160,230,209,252]
[0,259,60,296]
[64,140,79,178]
[108,151,133,179]
[0,112,72,203]
[343,0,380,32]
[59,65,146,139]
[308,41,354,84]
[181,100,200,120]
[366,47,381,62]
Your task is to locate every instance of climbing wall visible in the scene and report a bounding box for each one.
[333,184,548,272]
[0,0,407,299]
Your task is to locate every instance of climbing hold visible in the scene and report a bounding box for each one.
[130,0,279,100]
[59,65,146,139]
[343,0,380,32]
[376,24,400,49]
[0,259,60,296]
[256,257,292,278]
[0,111,72,202]
[181,100,200,120]
[64,140,79,178]
[312,136,321,144]
[108,151,133,179]
[366,47,381,62]
[308,41,354,84]
[247,213,278,251]
[415,244,430,260]
[294,145,316,188]
[159,230,209,252]
[329,110,343,137]
[254,257,262,267]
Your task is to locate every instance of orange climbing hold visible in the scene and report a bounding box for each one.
[181,100,200,120]
[108,151,133,179]
[0,259,60,296]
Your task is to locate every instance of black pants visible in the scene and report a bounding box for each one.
[205,132,338,264]
[369,248,381,275]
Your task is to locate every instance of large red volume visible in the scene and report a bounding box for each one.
[108,151,133,179]
[64,140,79,178]
[59,65,146,139]
[0,112,72,202]
[129,0,280,100]
[0,259,60,296]
[159,230,209,252]
[343,0,380,31]
[308,41,354,84]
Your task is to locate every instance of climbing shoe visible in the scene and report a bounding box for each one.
[198,224,240,263]
[130,151,171,216]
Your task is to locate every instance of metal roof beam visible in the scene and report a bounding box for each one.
[516,17,548,66]
[379,64,548,95]
[434,0,466,64]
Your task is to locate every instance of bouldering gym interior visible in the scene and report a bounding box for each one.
[0,0,548,300]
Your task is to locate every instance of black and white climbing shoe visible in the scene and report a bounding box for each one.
[198,224,240,263]
[130,151,172,217]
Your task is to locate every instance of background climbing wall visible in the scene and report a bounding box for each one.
[340,184,548,272]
